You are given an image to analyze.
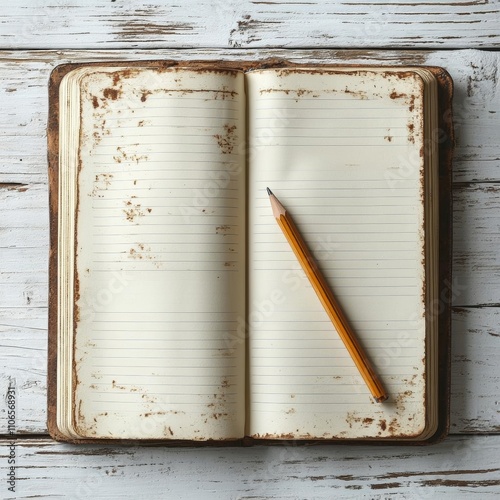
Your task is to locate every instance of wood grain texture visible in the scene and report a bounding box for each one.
[0,0,499,49]
[454,184,500,306]
[0,436,499,498]
[450,307,500,433]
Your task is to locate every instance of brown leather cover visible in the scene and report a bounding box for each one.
[47,61,453,445]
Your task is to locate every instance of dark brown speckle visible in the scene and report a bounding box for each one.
[103,88,121,100]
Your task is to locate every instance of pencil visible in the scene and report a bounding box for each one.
[267,187,388,403]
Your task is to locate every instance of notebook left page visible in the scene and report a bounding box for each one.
[57,66,246,440]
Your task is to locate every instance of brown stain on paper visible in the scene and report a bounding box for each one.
[343,87,368,99]
[215,85,239,100]
[129,243,151,259]
[203,377,231,422]
[111,68,143,86]
[389,89,416,112]
[123,200,146,222]
[111,379,127,391]
[389,91,407,100]
[140,90,152,102]
[394,389,414,413]
[408,94,416,112]
[215,225,231,235]
[346,411,376,429]
[150,87,238,98]
[407,122,415,143]
[128,243,161,268]
[387,418,400,434]
[90,173,113,197]
[143,411,166,418]
[213,124,238,154]
[113,146,148,165]
[259,86,367,99]
[103,87,121,101]
[91,117,110,147]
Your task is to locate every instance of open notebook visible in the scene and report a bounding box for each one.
[47,61,453,444]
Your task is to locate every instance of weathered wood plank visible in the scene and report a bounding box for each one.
[0,436,499,498]
[0,49,498,184]
[453,184,500,306]
[0,1,499,50]
[450,307,500,433]
[0,183,48,434]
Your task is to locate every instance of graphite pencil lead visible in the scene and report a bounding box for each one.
[266,187,273,196]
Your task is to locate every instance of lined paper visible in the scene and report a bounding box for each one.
[246,69,427,439]
[72,68,246,440]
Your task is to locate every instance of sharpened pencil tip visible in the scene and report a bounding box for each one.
[266,187,273,196]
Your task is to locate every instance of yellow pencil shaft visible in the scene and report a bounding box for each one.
[276,210,388,403]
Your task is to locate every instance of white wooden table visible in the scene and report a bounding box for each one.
[1,2,499,498]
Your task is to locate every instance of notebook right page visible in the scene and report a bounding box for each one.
[246,68,428,439]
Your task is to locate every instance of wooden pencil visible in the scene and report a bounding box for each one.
[267,187,388,403]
